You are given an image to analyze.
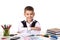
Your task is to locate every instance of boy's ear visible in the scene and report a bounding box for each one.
[33,12,35,16]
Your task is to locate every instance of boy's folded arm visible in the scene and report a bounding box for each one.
[31,22,41,31]
[31,27,41,31]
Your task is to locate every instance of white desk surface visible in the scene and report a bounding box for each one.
[0,31,60,40]
[0,35,50,40]
[0,33,60,40]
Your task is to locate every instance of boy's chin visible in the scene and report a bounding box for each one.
[27,19,33,21]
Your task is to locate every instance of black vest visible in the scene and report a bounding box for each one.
[21,20,37,27]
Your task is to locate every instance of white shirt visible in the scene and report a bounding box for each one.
[18,20,41,33]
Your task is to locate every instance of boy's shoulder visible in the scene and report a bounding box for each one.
[21,20,25,22]
[21,20,40,24]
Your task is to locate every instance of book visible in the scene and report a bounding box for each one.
[47,28,60,37]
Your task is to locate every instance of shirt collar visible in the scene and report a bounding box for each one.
[25,19,35,24]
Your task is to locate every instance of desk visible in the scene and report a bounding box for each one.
[0,33,50,40]
[0,34,50,40]
[1,34,60,40]
[0,32,60,40]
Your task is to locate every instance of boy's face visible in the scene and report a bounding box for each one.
[24,10,35,21]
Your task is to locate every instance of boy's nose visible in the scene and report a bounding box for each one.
[29,15,31,17]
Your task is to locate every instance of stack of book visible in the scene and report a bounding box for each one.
[47,28,60,37]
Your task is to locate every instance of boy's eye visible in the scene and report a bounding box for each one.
[26,13,33,15]
[30,13,33,15]
[26,14,29,15]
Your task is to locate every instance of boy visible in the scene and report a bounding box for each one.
[18,6,41,34]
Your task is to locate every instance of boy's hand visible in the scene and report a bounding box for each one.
[17,31,21,34]
[17,30,24,34]
[31,27,41,31]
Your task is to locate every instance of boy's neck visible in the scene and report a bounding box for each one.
[26,19,33,23]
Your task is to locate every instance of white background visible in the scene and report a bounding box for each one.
[0,0,60,34]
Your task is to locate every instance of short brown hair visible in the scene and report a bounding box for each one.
[24,6,34,12]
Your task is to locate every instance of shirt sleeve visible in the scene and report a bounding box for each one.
[18,22,28,33]
[18,22,24,32]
